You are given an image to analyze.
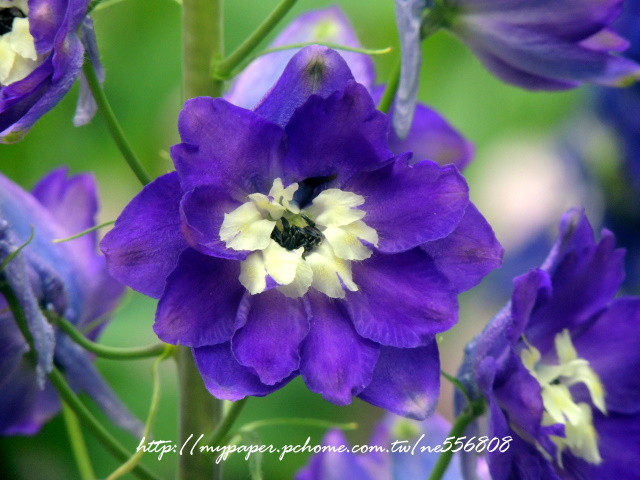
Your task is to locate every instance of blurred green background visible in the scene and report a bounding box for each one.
[0,0,587,478]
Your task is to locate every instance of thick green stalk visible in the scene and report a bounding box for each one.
[179,1,225,479]
[426,398,486,480]
[83,60,151,186]
[182,0,224,98]
[213,0,298,79]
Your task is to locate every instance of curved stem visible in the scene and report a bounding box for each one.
[83,59,151,186]
[206,398,248,446]
[50,314,166,360]
[62,401,96,480]
[0,283,160,480]
[427,398,486,480]
[213,0,298,79]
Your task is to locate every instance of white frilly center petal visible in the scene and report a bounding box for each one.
[0,3,43,86]
[520,330,606,467]
[219,178,377,298]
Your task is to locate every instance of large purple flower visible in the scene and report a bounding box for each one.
[393,0,640,136]
[102,46,502,419]
[296,414,489,480]
[227,6,474,171]
[458,209,640,479]
[0,168,137,436]
[0,0,101,143]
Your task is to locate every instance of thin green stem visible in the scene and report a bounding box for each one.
[205,398,248,446]
[213,0,298,79]
[0,284,160,480]
[228,41,391,79]
[53,221,115,243]
[377,60,400,113]
[427,398,486,480]
[0,225,34,272]
[49,368,161,480]
[62,401,96,480]
[441,369,472,406]
[50,314,166,360]
[106,345,174,480]
[83,60,151,186]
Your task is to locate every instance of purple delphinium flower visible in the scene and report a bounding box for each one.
[101,46,502,419]
[393,0,640,137]
[227,6,474,171]
[0,168,139,436]
[296,414,489,480]
[457,209,640,479]
[0,0,102,143]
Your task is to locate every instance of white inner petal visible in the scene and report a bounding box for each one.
[219,178,377,298]
[520,330,606,467]
[0,10,43,86]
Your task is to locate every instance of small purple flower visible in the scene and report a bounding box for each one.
[0,0,101,143]
[227,6,473,170]
[393,0,640,136]
[296,414,489,480]
[0,168,138,436]
[458,209,640,479]
[102,46,502,419]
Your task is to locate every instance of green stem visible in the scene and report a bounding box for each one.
[83,60,151,186]
[175,346,221,480]
[53,221,115,243]
[50,314,166,360]
[62,401,96,480]
[0,284,160,480]
[49,368,161,480]
[182,0,224,99]
[426,399,486,480]
[377,60,400,113]
[205,398,248,446]
[213,0,298,79]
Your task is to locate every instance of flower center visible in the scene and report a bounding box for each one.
[219,178,378,299]
[520,330,606,467]
[0,7,24,35]
[0,1,42,86]
[270,215,323,254]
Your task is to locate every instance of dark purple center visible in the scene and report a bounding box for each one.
[0,7,25,36]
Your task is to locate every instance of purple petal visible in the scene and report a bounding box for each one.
[0,359,59,436]
[179,185,246,260]
[172,97,285,195]
[284,81,392,184]
[254,46,357,127]
[358,341,440,420]
[154,249,244,347]
[299,292,379,405]
[345,157,469,253]
[422,203,503,292]
[574,298,640,414]
[393,0,429,138]
[388,103,475,169]
[100,172,188,299]
[28,0,68,53]
[74,18,104,127]
[295,430,374,480]
[232,290,308,385]
[347,249,458,348]
[226,7,375,110]
[193,343,291,401]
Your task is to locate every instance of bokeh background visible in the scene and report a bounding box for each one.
[0,0,629,478]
